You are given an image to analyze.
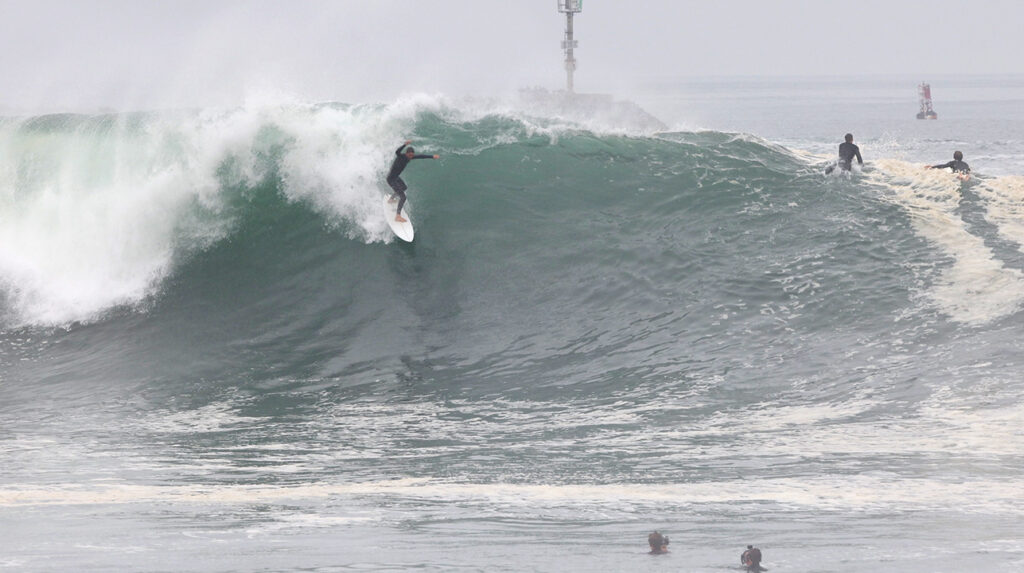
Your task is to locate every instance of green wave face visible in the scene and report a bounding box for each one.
[0,100,998,397]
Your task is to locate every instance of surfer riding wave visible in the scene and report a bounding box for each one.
[387,140,439,223]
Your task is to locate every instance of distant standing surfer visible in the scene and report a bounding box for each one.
[387,140,439,223]
[927,150,971,176]
[824,133,863,175]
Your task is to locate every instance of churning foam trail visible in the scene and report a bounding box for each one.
[0,95,449,326]
[871,159,1024,325]
[977,175,1024,251]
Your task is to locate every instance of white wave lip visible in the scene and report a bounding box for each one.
[0,111,257,326]
[0,96,456,326]
[0,124,199,325]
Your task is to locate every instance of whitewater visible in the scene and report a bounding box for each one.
[2,76,1023,572]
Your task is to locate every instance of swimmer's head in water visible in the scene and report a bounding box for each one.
[648,531,669,550]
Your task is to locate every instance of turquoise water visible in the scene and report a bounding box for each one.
[1,78,1023,572]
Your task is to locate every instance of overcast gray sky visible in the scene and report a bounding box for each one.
[1,0,1021,112]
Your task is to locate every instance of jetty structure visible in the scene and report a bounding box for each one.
[917,82,938,119]
[559,0,582,93]
[518,1,665,132]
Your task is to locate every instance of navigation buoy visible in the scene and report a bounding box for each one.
[917,82,938,120]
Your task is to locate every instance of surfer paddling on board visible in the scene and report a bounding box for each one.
[824,133,863,175]
[387,140,439,223]
[647,531,669,554]
[927,150,971,178]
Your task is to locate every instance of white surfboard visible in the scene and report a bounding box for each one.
[383,195,414,242]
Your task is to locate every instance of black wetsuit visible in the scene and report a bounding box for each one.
[931,160,971,174]
[837,141,863,171]
[387,144,435,215]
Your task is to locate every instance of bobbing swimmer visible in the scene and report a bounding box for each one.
[741,544,765,571]
[648,531,669,554]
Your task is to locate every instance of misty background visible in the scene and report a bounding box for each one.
[0,0,1021,113]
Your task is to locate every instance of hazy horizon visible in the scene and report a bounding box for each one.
[2,0,1022,113]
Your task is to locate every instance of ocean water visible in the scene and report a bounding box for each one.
[1,76,1023,572]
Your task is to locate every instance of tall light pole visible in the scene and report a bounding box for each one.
[558,0,582,93]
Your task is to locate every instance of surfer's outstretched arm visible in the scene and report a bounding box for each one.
[410,154,440,160]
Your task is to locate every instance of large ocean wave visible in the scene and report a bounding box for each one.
[2,94,1024,388]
